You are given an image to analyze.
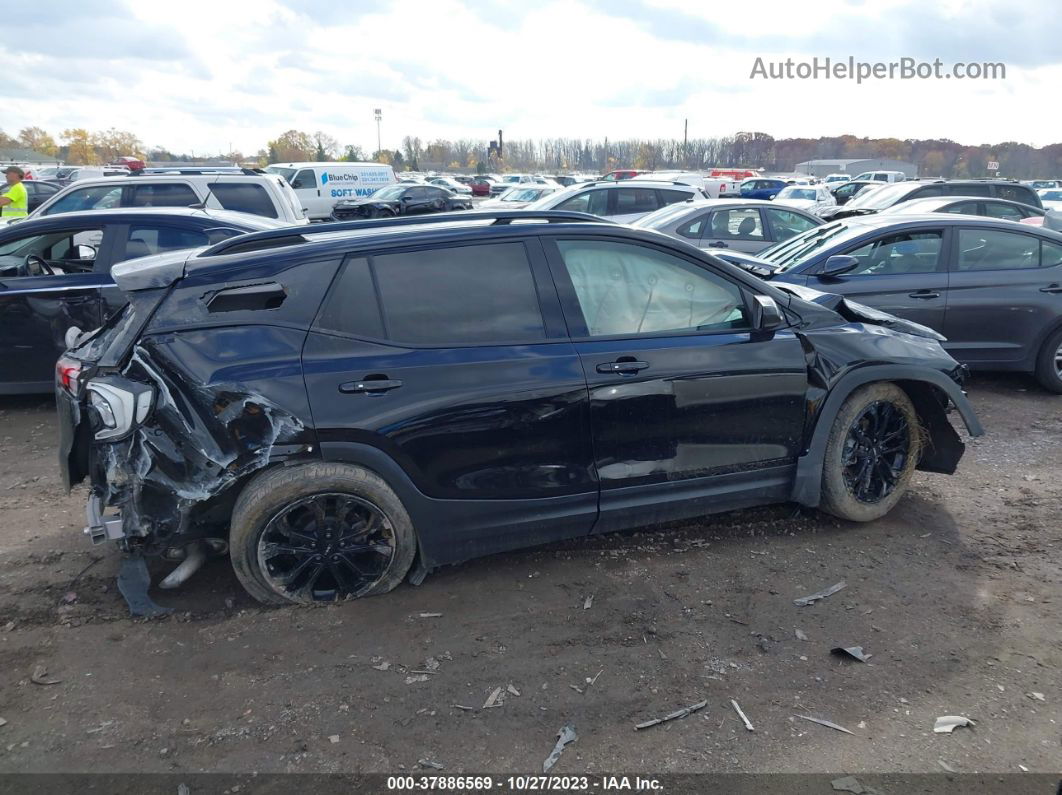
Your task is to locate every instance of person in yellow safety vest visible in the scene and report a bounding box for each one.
[0,166,29,219]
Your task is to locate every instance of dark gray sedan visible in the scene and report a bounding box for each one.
[632,199,823,254]
[717,214,1062,392]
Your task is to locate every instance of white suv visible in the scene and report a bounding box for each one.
[524,180,708,223]
[29,173,309,225]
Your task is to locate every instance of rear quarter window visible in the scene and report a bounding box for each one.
[212,183,279,218]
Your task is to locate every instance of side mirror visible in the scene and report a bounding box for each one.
[752,294,785,331]
[820,254,859,277]
[77,244,97,260]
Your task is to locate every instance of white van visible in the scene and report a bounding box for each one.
[851,170,907,183]
[265,162,397,220]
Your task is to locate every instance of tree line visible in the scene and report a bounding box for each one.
[4,126,1062,178]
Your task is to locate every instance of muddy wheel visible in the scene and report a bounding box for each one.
[229,463,416,605]
[820,383,922,522]
[1034,326,1062,394]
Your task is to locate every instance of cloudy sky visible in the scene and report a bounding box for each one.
[5,0,1060,155]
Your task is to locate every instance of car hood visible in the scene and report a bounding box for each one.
[775,282,946,341]
[335,196,394,207]
[709,249,780,277]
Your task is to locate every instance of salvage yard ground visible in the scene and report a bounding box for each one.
[0,375,1057,775]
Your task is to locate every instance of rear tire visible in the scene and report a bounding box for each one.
[1034,326,1062,393]
[820,383,921,522]
[229,463,416,605]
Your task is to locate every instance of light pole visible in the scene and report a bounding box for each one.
[374,108,382,157]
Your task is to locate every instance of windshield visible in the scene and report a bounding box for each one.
[631,201,703,229]
[778,187,816,201]
[500,188,547,202]
[264,166,296,183]
[503,176,523,183]
[756,221,867,272]
[844,181,913,210]
[371,185,406,201]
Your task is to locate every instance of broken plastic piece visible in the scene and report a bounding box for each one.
[542,724,576,773]
[117,555,173,618]
[795,629,808,641]
[419,759,444,770]
[483,687,503,708]
[30,664,61,686]
[831,776,866,793]
[831,645,871,663]
[794,581,847,607]
[796,714,854,734]
[731,699,754,731]
[635,699,707,730]
[934,715,975,733]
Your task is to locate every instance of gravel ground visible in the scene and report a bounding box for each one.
[0,374,1058,776]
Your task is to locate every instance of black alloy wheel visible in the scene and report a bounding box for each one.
[257,493,396,602]
[841,401,911,503]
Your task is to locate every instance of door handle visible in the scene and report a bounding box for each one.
[1040,284,1062,294]
[339,378,403,394]
[709,241,729,248]
[908,290,940,299]
[596,360,649,374]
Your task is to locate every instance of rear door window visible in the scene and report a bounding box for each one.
[320,243,546,344]
[945,184,990,197]
[211,183,278,218]
[115,224,209,263]
[706,207,765,241]
[612,188,660,216]
[996,185,1038,206]
[556,190,608,215]
[764,208,819,241]
[128,183,198,207]
[956,228,1041,271]
[982,202,1024,221]
[656,189,693,206]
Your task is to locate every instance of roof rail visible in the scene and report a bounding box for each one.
[201,209,613,257]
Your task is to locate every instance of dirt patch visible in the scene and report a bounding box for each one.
[0,376,1058,774]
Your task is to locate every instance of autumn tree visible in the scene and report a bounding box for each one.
[342,144,366,161]
[267,130,315,163]
[62,129,99,165]
[18,127,58,156]
[312,131,339,161]
[0,129,17,148]
[91,128,146,162]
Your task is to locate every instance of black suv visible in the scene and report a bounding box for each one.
[331,184,472,220]
[821,179,1043,221]
[56,211,982,606]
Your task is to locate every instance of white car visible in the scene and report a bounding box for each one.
[489,174,557,195]
[524,180,708,223]
[773,184,837,216]
[823,173,851,185]
[478,185,560,209]
[30,173,309,225]
[1038,189,1062,212]
[428,176,472,195]
[265,161,396,220]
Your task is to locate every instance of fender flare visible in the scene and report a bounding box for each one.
[791,365,983,507]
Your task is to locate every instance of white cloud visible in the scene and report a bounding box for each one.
[2,0,1058,156]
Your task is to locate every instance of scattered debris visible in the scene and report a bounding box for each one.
[452,704,477,712]
[372,661,391,671]
[794,581,847,607]
[583,595,594,610]
[634,699,708,730]
[404,675,429,685]
[586,669,603,687]
[423,657,440,672]
[795,629,809,641]
[542,724,577,773]
[61,591,78,605]
[328,734,340,744]
[1027,692,1045,702]
[831,776,867,793]
[178,784,190,795]
[831,645,872,663]
[934,716,975,734]
[30,664,61,686]
[419,758,444,770]
[569,684,584,694]
[507,684,521,697]
[0,718,7,729]
[938,759,956,773]
[796,714,854,735]
[731,699,754,731]
[418,613,443,619]
[483,687,504,709]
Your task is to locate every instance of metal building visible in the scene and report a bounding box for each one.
[794,158,918,179]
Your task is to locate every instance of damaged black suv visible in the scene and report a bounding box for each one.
[56,210,983,606]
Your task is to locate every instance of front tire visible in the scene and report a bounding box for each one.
[229,463,417,605]
[820,383,922,522]
[1034,326,1062,393]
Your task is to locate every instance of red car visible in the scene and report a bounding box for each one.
[470,176,494,196]
[601,169,641,181]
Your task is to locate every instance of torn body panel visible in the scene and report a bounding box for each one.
[81,329,317,553]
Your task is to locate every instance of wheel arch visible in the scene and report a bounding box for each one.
[791,365,983,507]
